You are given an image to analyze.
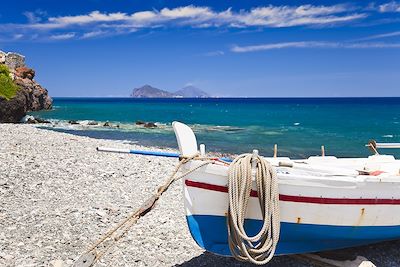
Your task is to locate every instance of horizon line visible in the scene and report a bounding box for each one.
[51,96,400,99]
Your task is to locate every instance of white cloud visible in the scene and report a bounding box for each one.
[48,11,128,25]
[49,32,76,40]
[203,50,225,56]
[23,11,41,23]
[23,10,47,23]
[0,4,391,42]
[357,31,400,41]
[379,1,400,12]
[235,4,365,27]
[160,6,213,19]
[19,4,367,32]
[130,11,158,22]
[231,41,400,52]
[13,34,24,40]
[81,30,108,39]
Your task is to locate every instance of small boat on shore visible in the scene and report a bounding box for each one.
[172,121,400,257]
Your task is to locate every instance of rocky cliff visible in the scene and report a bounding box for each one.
[0,51,52,122]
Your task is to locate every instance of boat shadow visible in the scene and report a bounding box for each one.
[174,251,310,267]
[175,240,400,266]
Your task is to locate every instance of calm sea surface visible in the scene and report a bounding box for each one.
[31,97,400,158]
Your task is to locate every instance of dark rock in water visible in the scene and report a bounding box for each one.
[116,124,120,128]
[68,120,79,125]
[26,117,38,124]
[223,127,243,132]
[23,116,49,124]
[35,117,50,123]
[0,90,27,122]
[144,122,157,128]
[103,121,110,127]
[135,120,157,128]
[88,121,98,125]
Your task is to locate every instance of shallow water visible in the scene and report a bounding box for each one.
[31,97,400,158]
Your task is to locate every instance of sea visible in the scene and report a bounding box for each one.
[30,97,400,159]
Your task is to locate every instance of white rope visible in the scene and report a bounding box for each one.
[227,153,280,265]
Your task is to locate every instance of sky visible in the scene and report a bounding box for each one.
[0,0,399,97]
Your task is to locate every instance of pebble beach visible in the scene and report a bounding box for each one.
[0,124,306,267]
[1,124,400,267]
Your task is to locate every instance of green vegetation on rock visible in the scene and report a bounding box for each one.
[0,64,18,100]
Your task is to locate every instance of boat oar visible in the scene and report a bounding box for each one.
[96,147,180,158]
[96,146,233,162]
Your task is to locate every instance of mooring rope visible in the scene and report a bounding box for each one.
[74,152,280,267]
[227,153,280,265]
[74,154,214,267]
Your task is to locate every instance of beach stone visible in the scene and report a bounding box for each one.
[96,210,106,217]
[49,259,64,267]
[135,120,145,125]
[4,254,14,260]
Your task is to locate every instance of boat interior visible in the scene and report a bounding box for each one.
[172,121,400,179]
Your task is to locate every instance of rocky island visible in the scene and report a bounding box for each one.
[130,84,210,98]
[0,50,52,123]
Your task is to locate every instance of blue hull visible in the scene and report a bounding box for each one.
[187,215,400,256]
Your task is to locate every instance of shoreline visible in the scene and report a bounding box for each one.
[0,124,304,266]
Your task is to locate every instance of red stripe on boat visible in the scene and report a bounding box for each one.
[185,180,400,205]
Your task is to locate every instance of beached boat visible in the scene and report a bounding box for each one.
[172,121,400,257]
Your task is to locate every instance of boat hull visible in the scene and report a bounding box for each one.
[187,214,400,256]
[182,160,400,256]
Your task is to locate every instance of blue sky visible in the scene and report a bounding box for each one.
[0,0,399,97]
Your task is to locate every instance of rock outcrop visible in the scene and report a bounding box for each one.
[14,69,52,111]
[0,90,27,123]
[0,50,52,122]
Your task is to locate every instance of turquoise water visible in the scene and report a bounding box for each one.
[31,98,400,158]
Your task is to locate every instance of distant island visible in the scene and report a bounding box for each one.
[130,84,210,98]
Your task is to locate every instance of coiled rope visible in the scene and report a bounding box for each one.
[227,153,280,265]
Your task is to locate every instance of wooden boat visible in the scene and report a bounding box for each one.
[172,121,400,256]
